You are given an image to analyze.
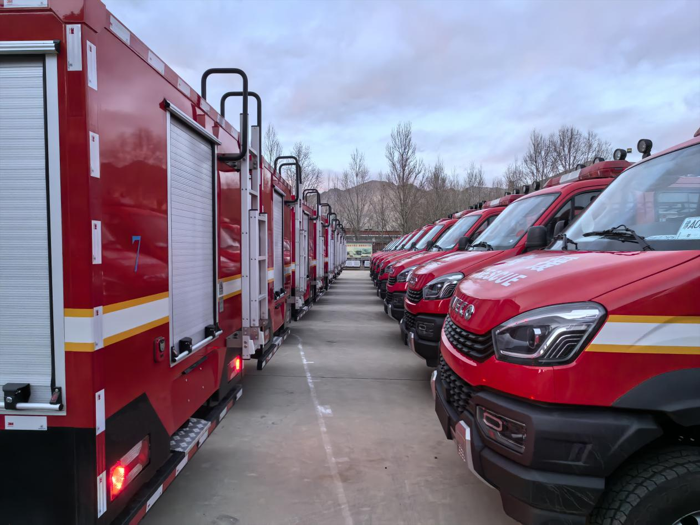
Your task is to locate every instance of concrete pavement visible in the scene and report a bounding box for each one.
[144,271,515,525]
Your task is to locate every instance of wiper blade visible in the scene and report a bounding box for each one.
[583,224,654,251]
[471,241,494,251]
[554,232,578,251]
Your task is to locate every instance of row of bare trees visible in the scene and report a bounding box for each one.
[263,121,611,236]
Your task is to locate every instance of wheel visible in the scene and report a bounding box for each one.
[589,445,700,525]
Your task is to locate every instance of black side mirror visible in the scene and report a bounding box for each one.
[552,220,567,239]
[425,240,434,250]
[457,237,470,251]
[525,226,548,251]
[409,242,416,249]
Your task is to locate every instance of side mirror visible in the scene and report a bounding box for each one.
[409,242,416,249]
[425,240,435,250]
[457,237,470,251]
[552,220,567,238]
[525,226,548,251]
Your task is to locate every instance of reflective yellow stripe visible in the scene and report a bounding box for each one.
[103,291,169,314]
[607,315,700,324]
[587,344,700,355]
[219,274,242,283]
[64,308,93,318]
[64,342,95,352]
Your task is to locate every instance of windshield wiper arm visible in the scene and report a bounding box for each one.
[583,224,654,251]
[471,241,494,251]
[554,232,578,251]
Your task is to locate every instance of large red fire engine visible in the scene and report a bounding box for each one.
[434,135,700,525]
[403,157,632,367]
[0,1,330,522]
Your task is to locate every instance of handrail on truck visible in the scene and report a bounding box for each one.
[274,155,303,205]
[200,68,248,163]
[303,189,321,219]
[220,90,262,163]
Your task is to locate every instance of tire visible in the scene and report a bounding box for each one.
[589,445,700,525]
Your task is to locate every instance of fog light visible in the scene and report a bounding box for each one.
[477,407,527,453]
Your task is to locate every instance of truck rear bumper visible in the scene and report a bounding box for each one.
[432,362,661,525]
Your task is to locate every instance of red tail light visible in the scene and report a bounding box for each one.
[228,355,243,381]
[109,436,150,500]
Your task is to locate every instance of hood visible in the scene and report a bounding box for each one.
[452,250,700,333]
[410,250,503,289]
[381,250,422,269]
[389,250,449,274]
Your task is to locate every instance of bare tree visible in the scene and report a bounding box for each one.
[522,130,554,183]
[548,125,612,173]
[422,159,454,223]
[385,122,425,233]
[502,159,527,192]
[370,171,394,233]
[334,149,373,240]
[460,162,488,208]
[283,141,322,193]
[264,123,283,166]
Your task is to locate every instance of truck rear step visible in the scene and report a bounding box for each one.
[114,384,243,525]
[257,328,290,370]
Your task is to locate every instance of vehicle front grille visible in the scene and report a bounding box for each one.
[443,316,493,361]
[388,276,397,286]
[404,311,417,331]
[439,354,477,416]
[385,291,394,305]
[407,288,422,303]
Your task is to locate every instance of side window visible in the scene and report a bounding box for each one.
[573,191,602,219]
[546,199,574,241]
[469,216,494,240]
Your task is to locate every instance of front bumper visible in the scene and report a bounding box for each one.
[401,313,444,367]
[383,292,405,321]
[432,360,661,525]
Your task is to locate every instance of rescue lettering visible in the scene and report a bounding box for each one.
[525,255,579,272]
[470,268,526,287]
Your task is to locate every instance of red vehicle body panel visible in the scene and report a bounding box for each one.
[443,250,700,404]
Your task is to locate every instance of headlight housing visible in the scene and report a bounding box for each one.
[493,302,606,365]
[387,265,395,275]
[397,265,418,283]
[423,273,464,300]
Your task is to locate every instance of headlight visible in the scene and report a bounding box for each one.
[397,265,418,283]
[387,265,395,276]
[423,273,464,300]
[493,302,606,365]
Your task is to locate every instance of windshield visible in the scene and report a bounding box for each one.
[555,143,700,251]
[433,215,480,250]
[470,194,558,251]
[415,224,443,249]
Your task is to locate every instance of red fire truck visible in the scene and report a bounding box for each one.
[403,157,631,367]
[375,224,436,299]
[434,135,700,525]
[369,232,412,277]
[370,229,419,284]
[0,1,316,522]
[385,203,505,322]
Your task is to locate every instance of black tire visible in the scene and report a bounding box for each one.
[589,445,700,525]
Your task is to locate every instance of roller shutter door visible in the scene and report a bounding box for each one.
[304,213,310,276]
[273,191,283,291]
[169,117,215,349]
[0,56,53,403]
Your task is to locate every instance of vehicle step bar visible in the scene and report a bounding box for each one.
[257,328,290,370]
[294,304,311,322]
[113,383,243,525]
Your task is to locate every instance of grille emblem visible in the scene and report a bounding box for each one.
[452,297,475,321]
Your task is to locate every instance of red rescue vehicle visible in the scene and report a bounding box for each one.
[369,232,411,278]
[434,136,700,525]
[371,229,418,284]
[0,1,295,522]
[375,224,437,299]
[404,157,631,367]
[385,204,505,322]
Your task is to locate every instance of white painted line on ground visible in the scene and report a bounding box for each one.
[296,335,353,525]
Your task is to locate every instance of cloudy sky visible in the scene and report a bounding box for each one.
[107,0,699,186]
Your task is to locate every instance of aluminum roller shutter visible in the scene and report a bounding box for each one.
[273,191,283,291]
[169,117,215,349]
[0,56,53,403]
